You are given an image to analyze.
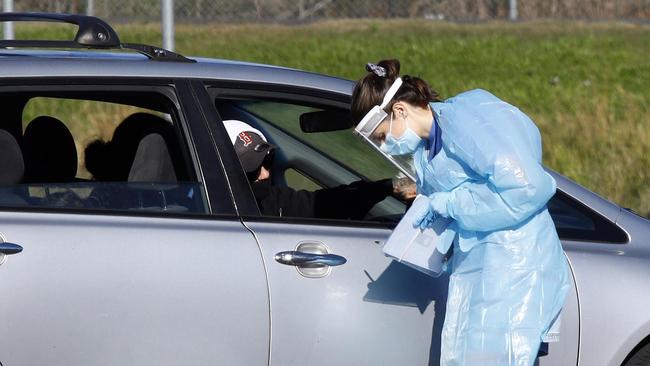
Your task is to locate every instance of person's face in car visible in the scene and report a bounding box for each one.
[255,165,271,182]
[247,150,275,183]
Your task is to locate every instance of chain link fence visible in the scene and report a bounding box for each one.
[5,0,650,22]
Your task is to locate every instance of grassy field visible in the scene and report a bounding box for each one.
[12,20,650,216]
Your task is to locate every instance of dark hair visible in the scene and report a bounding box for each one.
[351,59,442,123]
[84,139,114,180]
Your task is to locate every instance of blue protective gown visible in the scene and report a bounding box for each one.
[414,89,570,366]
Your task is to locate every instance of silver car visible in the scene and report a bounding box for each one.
[0,13,649,366]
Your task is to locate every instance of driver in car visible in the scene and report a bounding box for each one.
[224,119,413,219]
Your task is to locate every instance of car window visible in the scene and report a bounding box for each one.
[285,168,322,191]
[214,97,407,222]
[239,101,399,181]
[549,190,628,243]
[0,88,210,215]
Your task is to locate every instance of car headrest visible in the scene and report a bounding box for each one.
[21,116,77,183]
[0,129,25,185]
[110,113,178,181]
[127,133,177,183]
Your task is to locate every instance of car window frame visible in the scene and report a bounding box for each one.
[203,81,403,228]
[0,77,237,218]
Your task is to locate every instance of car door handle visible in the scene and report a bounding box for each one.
[0,242,23,255]
[274,251,347,267]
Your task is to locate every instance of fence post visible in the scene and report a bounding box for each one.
[162,0,174,51]
[86,0,94,16]
[3,0,14,40]
[509,0,518,20]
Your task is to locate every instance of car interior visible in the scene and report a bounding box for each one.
[214,97,409,222]
[0,88,208,214]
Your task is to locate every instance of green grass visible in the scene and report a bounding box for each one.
[9,20,650,216]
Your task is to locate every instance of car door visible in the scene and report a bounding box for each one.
[202,82,584,365]
[199,85,448,365]
[0,79,269,366]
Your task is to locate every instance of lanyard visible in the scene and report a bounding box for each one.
[426,111,443,162]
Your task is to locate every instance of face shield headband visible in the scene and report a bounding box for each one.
[353,77,417,181]
[354,77,403,139]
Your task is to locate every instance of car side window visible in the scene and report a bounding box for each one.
[548,190,628,243]
[214,97,406,222]
[0,88,210,215]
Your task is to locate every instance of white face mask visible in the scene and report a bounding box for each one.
[380,112,422,155]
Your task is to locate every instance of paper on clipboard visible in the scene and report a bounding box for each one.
[382,194,454,277]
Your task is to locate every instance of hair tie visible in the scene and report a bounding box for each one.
[366,63,387,77]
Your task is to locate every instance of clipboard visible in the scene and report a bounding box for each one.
[382,194,454,277]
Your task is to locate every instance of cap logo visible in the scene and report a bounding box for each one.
[238,131,254,147]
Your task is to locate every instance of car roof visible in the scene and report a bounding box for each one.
[0,49,354,97]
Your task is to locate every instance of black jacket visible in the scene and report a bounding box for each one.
[251,179,394,219]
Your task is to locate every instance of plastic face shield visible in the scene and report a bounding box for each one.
[354,77,417,181]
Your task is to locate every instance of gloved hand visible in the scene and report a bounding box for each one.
[413,192,451,230]
[413,205,437,230]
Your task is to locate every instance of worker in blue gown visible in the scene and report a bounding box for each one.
[352,59,570,366]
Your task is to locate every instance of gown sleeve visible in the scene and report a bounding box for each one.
[432,89,557,232]
[440,155,556,231]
